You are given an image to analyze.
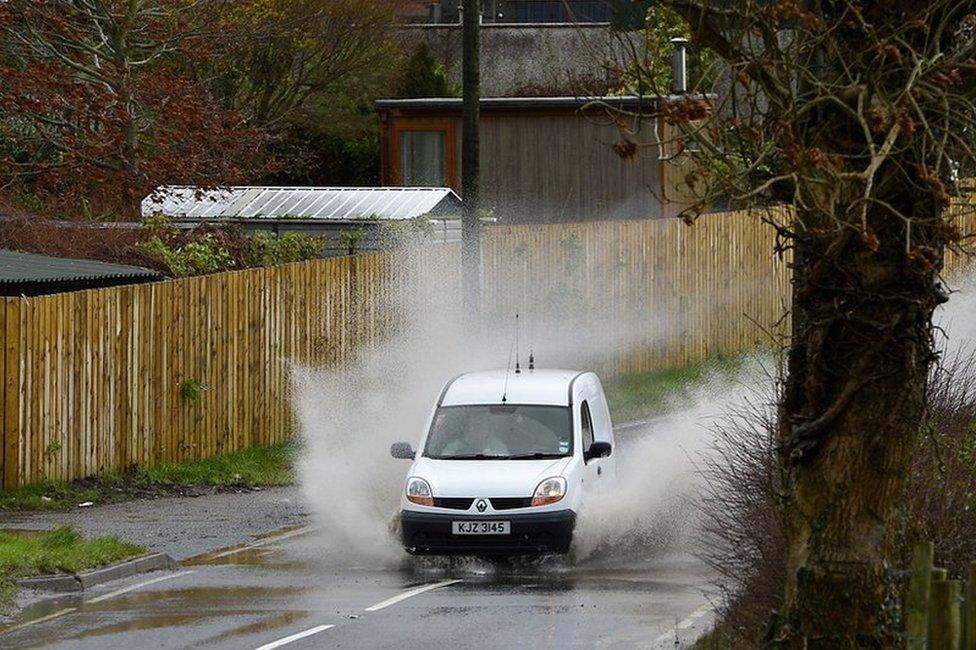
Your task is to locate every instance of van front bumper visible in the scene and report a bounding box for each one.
[400,509,576,555]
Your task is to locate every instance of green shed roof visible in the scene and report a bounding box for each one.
[0,249,161,284]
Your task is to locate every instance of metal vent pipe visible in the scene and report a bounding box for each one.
[671,37,690,94]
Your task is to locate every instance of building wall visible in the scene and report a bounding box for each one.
[400,24,635,96]
[479,114,663,221]
[381,110,664,222]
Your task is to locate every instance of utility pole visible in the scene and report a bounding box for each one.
[461,0,481,318]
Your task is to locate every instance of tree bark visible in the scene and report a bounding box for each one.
[774,200,946,646]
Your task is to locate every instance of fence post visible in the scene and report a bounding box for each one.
[931,580,963,650]
[966,562,975,650]
[908,542,935,650]
[2,298,20,490]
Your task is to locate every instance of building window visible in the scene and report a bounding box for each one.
[400,131,446,187]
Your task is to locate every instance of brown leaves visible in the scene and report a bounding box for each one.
[662,98,711,125]
[807,147,828,167]
[879,43,903,65]
[907,245,940,271]
[894,108,916,136]
[932,68,964,88]
[760,1,821,29]
[919,170,952,211]
[613,138,639,161]
[859,228,880,252]
[0,0,270,217]
[932,219,964,245]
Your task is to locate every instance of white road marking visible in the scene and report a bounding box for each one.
[2,607,77,633]
[86,570,195,603]
[364,579,462,612]
[650,604,713,646]
[252,624,335,650]
[2,571,194,634]
[207,526,317,560]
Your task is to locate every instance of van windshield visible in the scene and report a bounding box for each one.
[424,405,573,460]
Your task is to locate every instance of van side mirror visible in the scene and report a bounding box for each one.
[390,442,416,460]
[584,441,612,462]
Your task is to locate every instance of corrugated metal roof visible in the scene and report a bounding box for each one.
[142,187,463,221]
[0,250,161,284]
[375,95,687,111]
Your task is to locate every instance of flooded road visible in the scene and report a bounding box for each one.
[0,526,714,649]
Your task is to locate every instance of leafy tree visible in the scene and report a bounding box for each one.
[217,0,403,128]
[0,0,265,218]
[397,43,459,98]
[620,5,717,95]
[211,0,404,186]
[632,0,976,644]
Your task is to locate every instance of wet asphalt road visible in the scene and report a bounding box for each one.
[1,418,715,649]
[0,525,714,649]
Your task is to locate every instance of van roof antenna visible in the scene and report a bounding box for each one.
[514,313,521,374]
[528,350,534,371]
[502,340,514,403]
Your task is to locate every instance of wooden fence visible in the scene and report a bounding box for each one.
[2,207,975,488]
[0,254,407,488]
[482,207,794,374]
[905,542,976,649]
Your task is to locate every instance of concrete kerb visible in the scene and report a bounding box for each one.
[17,553,177,593]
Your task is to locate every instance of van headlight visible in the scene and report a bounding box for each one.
[406,477,434,506]
[531,477,566,506]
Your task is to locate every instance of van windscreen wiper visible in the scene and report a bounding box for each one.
[431,453,510,460]
[506,452,566,459]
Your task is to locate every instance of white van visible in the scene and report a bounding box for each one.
[391,369,615,555]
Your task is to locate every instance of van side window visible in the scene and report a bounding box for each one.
[581,401,594,451]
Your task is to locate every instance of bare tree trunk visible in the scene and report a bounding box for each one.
[774,201,946,646]
[461,0,481,317]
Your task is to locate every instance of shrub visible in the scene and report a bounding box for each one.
[247,231,325,267]
[338,228,365,255]
[903,349,976,580]
[141,215,324,276]
[697,351,976,646]
[142,232,235,278]
[696,380,786,646]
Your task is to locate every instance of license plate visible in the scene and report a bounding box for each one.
[452,521,511,535]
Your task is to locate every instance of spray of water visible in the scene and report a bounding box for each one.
[937,275,976,351]
[571,359,772,563]
[292,243,789,566]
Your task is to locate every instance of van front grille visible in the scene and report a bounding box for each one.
[431,497,534,510]
[433,497,475,510]
[490,497,534,510]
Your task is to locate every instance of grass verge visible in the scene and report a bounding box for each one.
[0,527,144,613]
[603,355,743,422]
[139,441,295,487]
[0,442,296,511]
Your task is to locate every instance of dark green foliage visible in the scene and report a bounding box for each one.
[266,127,380,186]
[397,43,458,98]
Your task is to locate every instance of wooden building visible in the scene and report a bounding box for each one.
[376,96,690,222]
